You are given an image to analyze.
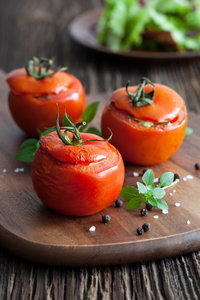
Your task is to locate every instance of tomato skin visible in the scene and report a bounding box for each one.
[101,85,187,165]
[32,132,125,216]
[7,70,86,137]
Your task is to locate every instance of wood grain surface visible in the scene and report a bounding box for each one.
[0,69,200,267]
[0,0,200,299]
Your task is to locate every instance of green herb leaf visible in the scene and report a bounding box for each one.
[156,199,168,210]
[137,182,147,194]
[82,101,100,123]
[126,198,142,210]
[153,187,166,199]
[85,127,102,136]
[185,127,193,136]
[15,139,38,162]
[142,169,154,185]
[159,172,174,187]
[148,197,158,207]
[120,186,140,201]
[62,114,73,127]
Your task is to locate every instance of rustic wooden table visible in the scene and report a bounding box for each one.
[0,0,200,299]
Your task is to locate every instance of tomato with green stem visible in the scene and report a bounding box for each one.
[6,57,86,138]
[32,107,125,216]
[101,77,187,165]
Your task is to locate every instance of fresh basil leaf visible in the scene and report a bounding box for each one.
[126,198,142,210]
[159,172,174,187]
[185,127,193,136]
[62,114,73,127]
[153,187,166,199]
[156,199,168,210]
[40,127,55,137]
[137,182,147,194]
[148,197,157,207]
[120,186,140,201]
[142,169,154,185]
[85,127,102,136]
[82,101,100,123]
[15,138,38,163]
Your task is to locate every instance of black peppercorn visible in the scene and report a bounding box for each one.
[102,214,111,224]
[174,173,180,181]
[142,223,151,232]
[115,199,123,208]
[140,208,148,216]
[137,227,144,235]
[146,203,153,211]
[142,169,147,175]
[195,163,200,170]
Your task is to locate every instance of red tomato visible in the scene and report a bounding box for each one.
[6,68,86,137]
[32,131,125,216]
[101,81,187,165]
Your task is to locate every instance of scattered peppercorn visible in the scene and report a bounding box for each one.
[174,173,180,181]
[195,163,200,170]
[137,227,144,235]
[142,223,151,232]
[142,169,147,175]
[140,208,148,216]
[115,199,123,208]
[146,203,153,211]
[102,214,111,224]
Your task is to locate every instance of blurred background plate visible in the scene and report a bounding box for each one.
[69,8,200,61]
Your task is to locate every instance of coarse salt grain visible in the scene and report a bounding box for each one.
[175,203,181,207]
[169,193,173,196]
[154,178,159,183]
[2,168,7,173]
[89,226,96,232]
[173,189,176,193]
[14,168,24,173]
[187,220,191,225]
[162,209,168,214]
[153,215,159,219]
[186,175,193,179]
[183,177,187,181]
[133,172,139,177]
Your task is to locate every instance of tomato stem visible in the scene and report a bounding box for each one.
[126,77,155,107]
[56,105,112,146]
[25,57,67,80]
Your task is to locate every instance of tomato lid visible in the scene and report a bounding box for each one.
[6,68,72,95]
[40,131,111,164]
[112,83,185,123]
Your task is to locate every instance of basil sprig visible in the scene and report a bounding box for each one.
[120,169,174,211]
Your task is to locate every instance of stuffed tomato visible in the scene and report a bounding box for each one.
[32,111,124,216]
[6,57,86,137]
[101,77,187,165]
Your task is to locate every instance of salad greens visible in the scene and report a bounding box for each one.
[97,0,200,51]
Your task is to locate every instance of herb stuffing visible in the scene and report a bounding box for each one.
[120,169,174,211]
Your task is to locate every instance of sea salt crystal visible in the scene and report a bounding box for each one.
[153,215,159,219]
[154,178,159,183]
[2,168,7,173]
[169,193,173,196]
[173,189,176,193]
[133,172,139,177]
[14,168,24,173]
[183,177,187,181]
[187,220,191,225]
[89,226,96,232]
[162,209,168,214]
[186,175,193,179]
[175,202,181,207]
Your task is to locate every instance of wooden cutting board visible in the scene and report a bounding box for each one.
[0,71,200,267]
